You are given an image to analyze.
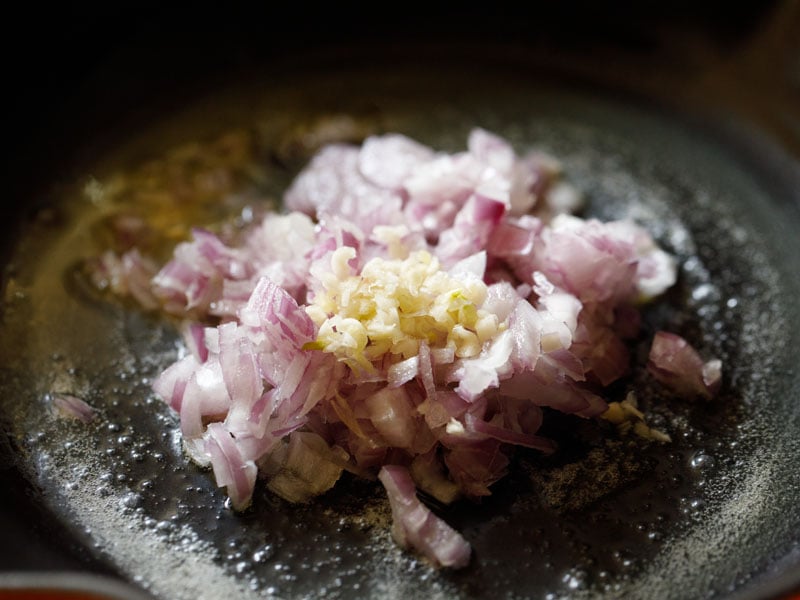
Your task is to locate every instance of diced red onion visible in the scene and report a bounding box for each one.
[647,332,722,399]
[464,412,556,453]
[51,394,95,423]
[508,299,542,371]
[284,143,405,232]
[205,422,257,510]
[417,342,437,402]
[179,359,231,437]
[240,277,315,347]
[449,251,487,282]
[182,322,209,363]
[468,127,515,174]
[443,439,509,498]
[387,355,419,388]
[265,432,344,503]
[152,354,200,412]
[452,330,514,401]
[365,387,416,449]
[379,465,471,568]
[119,249,160,309]
[358,134,436,190]
[487,221,536,258]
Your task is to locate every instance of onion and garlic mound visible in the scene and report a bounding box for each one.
[92,128,721,568]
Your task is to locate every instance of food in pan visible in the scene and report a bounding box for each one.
[91,128,721,567]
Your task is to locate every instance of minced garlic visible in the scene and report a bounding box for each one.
[602,392,671,443]
[305,249,500,372]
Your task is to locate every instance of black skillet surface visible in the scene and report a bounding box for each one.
[1,5,799,600]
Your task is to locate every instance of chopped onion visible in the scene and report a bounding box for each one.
[379,465,471,568]
[90,128,708,568]
[264,432,344,503]
[647,331,722,399]
[205,422,258,510]
[51,394,95,423]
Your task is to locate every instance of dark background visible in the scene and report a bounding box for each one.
[3,2,791,188]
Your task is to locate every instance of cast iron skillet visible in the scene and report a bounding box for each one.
[2,5,799,599]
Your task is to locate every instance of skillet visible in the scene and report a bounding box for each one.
[1,5,799,599]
